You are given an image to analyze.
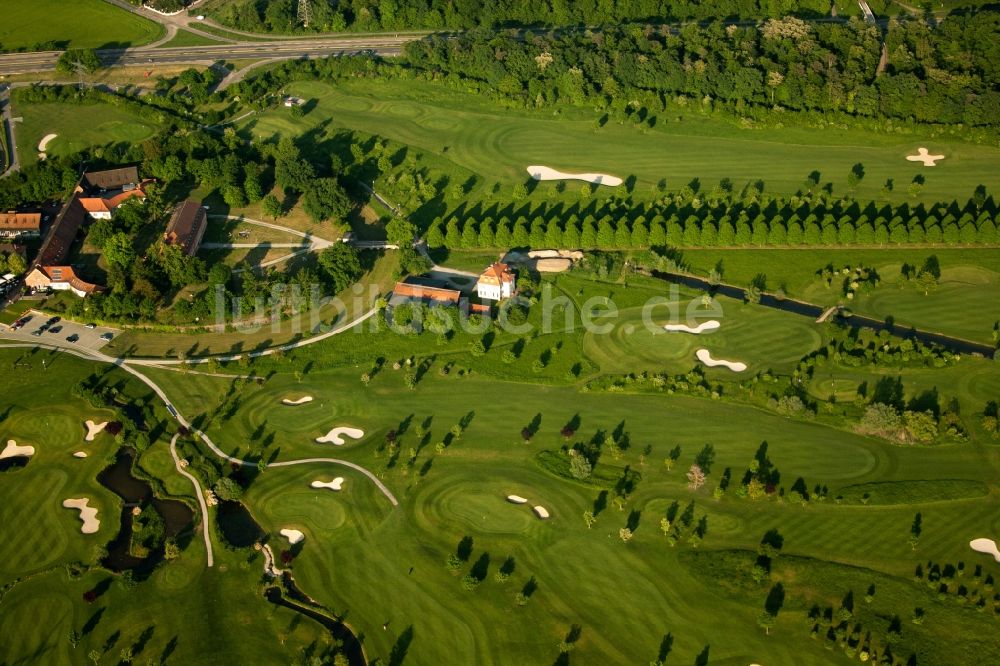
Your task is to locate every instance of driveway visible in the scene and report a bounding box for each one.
[3,310,119,352]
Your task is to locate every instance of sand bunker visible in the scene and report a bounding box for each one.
[63,498,100,534]
[37,133,57,159]
[534,258,573,273]
[85,420,107,441]
[906,147,945,167]
[507,495,528,504]
[527,165,623,187]
[664,320,721,334]
[696,349,747,372]
[73,451,88,459]
[0,440,34,459]
[280,528,304,545]
[533,506,550,519]
[315,427,364,445]
[311,477,345,491]
[970,538,1000,562]
[282,396,314,405]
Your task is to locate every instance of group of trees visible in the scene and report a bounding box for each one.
[0,248,27,276]
[405,12,1000,128]
[425,199,1000,251]
[213,0,889,34]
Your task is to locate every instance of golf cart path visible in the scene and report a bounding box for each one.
[169,432,214,567]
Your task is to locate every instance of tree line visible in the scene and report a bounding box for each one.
[404,13,1000,128]
[210,0,889,34]
[425,198,1000,250]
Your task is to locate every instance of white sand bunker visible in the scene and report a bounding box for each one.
[664,320,721,334]
[280,528,304,545]
[315,427,364,445]
[696,349,747,372]
[906,147,945,167]
[85,420,107,441]
[311,477,344,491]
[37,133,57,159]
[533,505,550,519]
[507,495,528,504]
[0,440,34,459]
[527,165,623,187]
[970,538,1000,562]
[282,396,314,405]
[73,451,88,459]
[63,498,100,534]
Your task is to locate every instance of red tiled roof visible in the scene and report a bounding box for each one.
[0,211,42,232]
[28,265,101,294]
[392,281,460,304]
[478,262,515,286]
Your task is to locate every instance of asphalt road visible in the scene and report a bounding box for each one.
[0,38,410,75]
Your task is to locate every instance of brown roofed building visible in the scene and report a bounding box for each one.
[163,201,207,256]
[24,265,102,297]
[0,211,42,239]
[77,166,140,193]
[35,195,87,267]
[391,280,461,305]
[476,262,516,301]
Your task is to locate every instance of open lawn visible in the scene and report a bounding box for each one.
[0,0,163,52]
[241,78,1000,205]
[14,101,158,169]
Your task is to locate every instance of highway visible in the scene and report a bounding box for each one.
[0,37,413,75]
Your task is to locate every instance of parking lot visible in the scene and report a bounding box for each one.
[2,309,120,352]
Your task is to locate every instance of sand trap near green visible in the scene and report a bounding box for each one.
[315,427,364,445]
[970,538,1000,562]
[664,320,721,334]
[282,396,314,406]
[527,165,623,187]
[62,498,100,534]
[311,478,344,491]
[0,440,34,459]
[696,349,747,372]
[84,420,107,441]
[906,147,945,166]
[280,528,304,544]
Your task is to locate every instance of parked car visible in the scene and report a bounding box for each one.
[85,323,96,329]
[48,325,62,334]
[66,334,79,343]
[100,332,114,341]
[47,316,60,325]
[31,329,43,336]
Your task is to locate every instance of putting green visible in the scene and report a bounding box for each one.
[582,300,823,375]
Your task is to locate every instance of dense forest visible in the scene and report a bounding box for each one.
[207,0,870,33]
[403,12,1000,127]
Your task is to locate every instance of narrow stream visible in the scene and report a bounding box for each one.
[652,270,997,358]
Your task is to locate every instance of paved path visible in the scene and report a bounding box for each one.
[202,242,311,249]
[169,433,214,567]
[0,86,20,176]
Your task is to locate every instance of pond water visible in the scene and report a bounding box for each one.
[97,449,194,571]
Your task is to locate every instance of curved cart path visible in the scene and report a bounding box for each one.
[169,433,214,567]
